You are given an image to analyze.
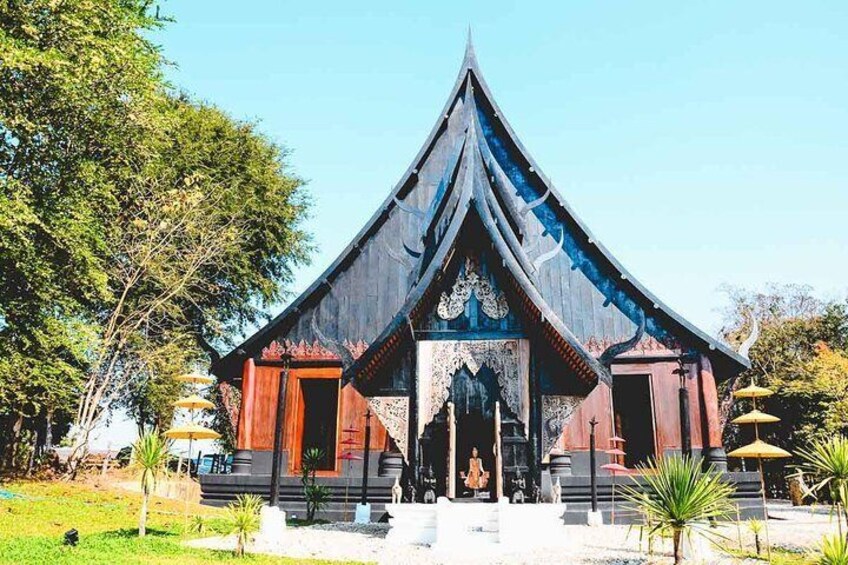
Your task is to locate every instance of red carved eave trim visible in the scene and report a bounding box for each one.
[261,339,369,361]
[583,335,679,357]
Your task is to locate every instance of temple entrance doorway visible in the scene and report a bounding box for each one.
[454,410,496,499]
[299,378,339,471]
[420,364,503,500]
[612,374,656,468]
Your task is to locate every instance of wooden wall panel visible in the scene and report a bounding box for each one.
[240,364,389,476]
[559,382,612,450]
[339,383,388,452]
[250,365,282,451]
[557,360,705,456]
[237,359,256,450]
[649,362,703,451]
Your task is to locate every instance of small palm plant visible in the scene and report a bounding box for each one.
[797,435,848,538]
[621,456,735,564]
[301,447,327,522]
[226,493,262,557]
[747,519,764,555]
[130,429,171,537]
[816,534,848,565]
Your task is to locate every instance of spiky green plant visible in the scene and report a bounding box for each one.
[130,429,171,537]
[816,534,848,565]
[747,519,764,555]
[189,514,205,534]
[621,456,735,564]
[797,435,848,538]
[300,447,327,522]
[305,484,331,522]
[226,493,262,557]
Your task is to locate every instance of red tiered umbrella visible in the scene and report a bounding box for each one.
[605,440,630,524]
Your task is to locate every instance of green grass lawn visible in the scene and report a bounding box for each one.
[0,480,361,565]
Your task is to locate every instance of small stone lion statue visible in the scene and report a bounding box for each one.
[391,476,403,504]
[551,476,562,503]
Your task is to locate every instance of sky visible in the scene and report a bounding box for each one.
[93,0,848,448]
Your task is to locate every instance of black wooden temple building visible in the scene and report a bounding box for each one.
[201,38,762,522]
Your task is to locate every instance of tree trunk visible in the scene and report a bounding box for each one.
[139,491,148,537]
[45,408,54,451]
[26,431,38,476]
[5,414,24,470]
[755,533,761,555]
[673,529,683,564]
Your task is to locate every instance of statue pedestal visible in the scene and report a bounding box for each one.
[255,506,286,549]
[354,503,371,524]
[586,510,603,526]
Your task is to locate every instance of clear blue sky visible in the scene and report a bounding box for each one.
[156,0,847,337]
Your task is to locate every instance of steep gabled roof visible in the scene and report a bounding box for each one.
[343,87,610,387]
[212,36,749,380]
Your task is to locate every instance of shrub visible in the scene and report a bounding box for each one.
[621,456,735,564]
[226,493,262,557]
[797,435,848,537]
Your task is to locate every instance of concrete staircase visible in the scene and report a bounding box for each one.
[386,498,567,549]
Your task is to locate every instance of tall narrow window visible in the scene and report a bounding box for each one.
[300,379,339,470]
[612,374,656,468]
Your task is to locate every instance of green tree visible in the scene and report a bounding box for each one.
[720,284,848,493]
[1,2,312,475]
[0,0,166,468]
[113,98,311,437]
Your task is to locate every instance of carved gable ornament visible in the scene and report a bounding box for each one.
[366,396,409,463]
[437,258,509,320]
[541,395,583,458]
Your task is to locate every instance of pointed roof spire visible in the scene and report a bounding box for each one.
[464,25,478,68]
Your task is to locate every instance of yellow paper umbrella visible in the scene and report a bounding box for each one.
[164,423,221,441]
[173,395,215,411]
[731,410,781,425]
[727,439,791,459]
[733,384,774,398]
[176,373,214,385]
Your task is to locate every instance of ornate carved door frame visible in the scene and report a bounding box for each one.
[447,401,456,499]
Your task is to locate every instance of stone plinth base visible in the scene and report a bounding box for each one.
[587,510,603,526]
[354,503,372,524]
[255,506,286,549]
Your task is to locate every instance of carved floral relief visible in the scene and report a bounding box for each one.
[436,257,509,320]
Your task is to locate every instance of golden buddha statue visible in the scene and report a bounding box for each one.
[460,446,489,492]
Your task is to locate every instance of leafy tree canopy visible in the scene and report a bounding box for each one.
[0,1,312,468]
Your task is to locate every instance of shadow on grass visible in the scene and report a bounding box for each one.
[100,527,179,539]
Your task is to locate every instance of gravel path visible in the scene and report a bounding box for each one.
[187,502,841,564]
